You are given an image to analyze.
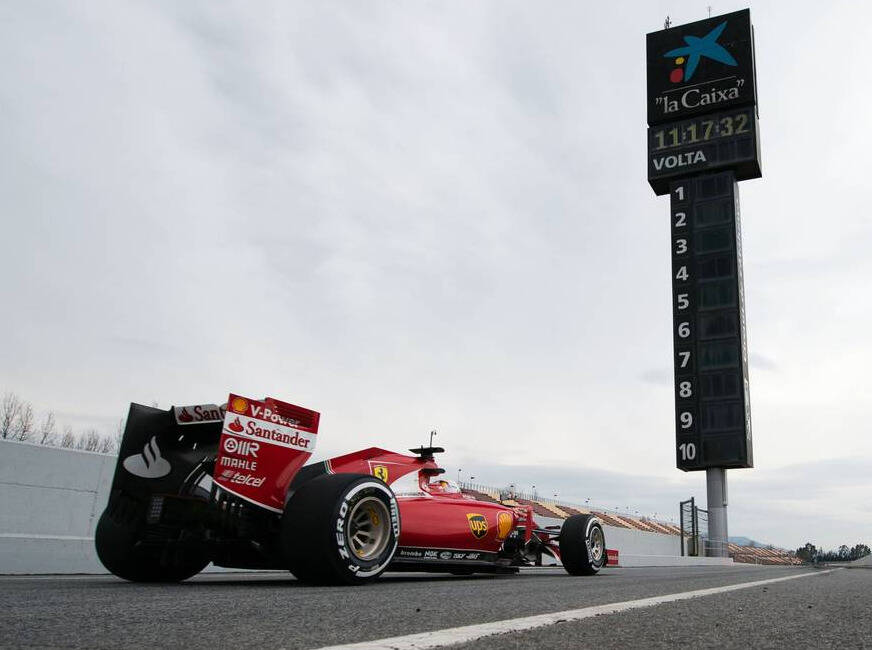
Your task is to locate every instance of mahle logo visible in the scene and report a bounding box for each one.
[664,20,737,83]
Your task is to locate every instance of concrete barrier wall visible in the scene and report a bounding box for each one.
[0,439,114,573]
[602,524,681,556]
[1,440,721,573]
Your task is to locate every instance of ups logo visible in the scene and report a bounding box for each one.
[466,513,488,539]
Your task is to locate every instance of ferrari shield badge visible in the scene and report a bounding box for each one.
[466,513,488,539]
[372,465,389,482]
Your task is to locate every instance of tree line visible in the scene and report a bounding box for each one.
[795,542,870,563]
[1,391,122,454]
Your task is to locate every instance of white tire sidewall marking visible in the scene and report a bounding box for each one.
[335,480,400,578]
[584,517,604,566]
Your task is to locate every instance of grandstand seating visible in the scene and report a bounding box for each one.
[643,519,674,535]
[462,488,501,505]
[590,510,630,528]
[535,500,570,518]
[459,484,797,564]
[514,498,558,519]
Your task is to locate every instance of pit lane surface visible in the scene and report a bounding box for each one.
[1,566,867,648]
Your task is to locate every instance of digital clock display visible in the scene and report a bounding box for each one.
[647,107,761,195]
[650,109,753,151]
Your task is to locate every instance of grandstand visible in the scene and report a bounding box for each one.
[459,482,800,565]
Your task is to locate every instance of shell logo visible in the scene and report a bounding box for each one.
[497,511,513,541]
[231,397,249,414]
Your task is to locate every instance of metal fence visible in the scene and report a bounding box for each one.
[679,497,709,556]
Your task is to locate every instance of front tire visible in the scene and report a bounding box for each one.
[559,514,606,576]
[282,473,400,585]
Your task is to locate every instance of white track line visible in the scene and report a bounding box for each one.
[319,570,836,650]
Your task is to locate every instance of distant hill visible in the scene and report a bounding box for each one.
[729,536,771,547]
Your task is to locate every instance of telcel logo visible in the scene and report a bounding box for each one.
[223,437,259,457]
[228,472,265,487]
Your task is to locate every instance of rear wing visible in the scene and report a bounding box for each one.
[110,395,320,513]
[110,402,223,504]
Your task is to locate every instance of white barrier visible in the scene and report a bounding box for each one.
[0,439,113,573]
[601,524,681,557]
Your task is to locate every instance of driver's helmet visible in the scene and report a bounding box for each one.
[429,478,461,494]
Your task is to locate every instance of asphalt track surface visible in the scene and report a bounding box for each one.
[1,566,869,649]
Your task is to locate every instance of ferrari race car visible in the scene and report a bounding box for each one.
[96,394,607,584]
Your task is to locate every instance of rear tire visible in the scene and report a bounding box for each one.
[95,502,209,583]
[282,473,399,585]
[559,514,606,576]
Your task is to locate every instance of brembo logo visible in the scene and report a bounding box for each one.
[122,436,171,479]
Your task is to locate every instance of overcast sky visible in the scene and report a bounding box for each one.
[2,0,870,550]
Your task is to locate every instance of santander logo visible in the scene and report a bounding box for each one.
[173,404,224,425]
[122,436,172,479]
[228,417,244,433]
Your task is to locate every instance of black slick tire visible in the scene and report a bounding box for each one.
[559,514,606,576]
[95,506,209,582]
[281,473,400,585]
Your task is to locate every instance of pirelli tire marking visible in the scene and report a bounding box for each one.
[584,516,605,567]
[335,481,400,578]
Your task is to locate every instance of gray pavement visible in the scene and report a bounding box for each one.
[0,566,866,649]
[456,567,871,649]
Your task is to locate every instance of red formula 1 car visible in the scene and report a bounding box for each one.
[96,394,606,584]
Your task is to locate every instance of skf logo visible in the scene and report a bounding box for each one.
[230,397,248,414]
[466,513,488,539]
[372,465,389,482]
[497,511,513,541]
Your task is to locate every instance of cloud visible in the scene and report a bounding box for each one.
[639,368,673,385]
[749,353,778,372]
